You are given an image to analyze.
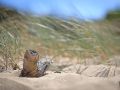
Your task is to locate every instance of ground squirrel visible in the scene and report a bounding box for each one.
[20,49,51,77]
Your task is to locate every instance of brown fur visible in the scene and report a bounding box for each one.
[20,50,40,77]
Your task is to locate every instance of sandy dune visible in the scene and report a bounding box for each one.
[63,65,120,77]
[0,65,120,90]
[0,78,32,90]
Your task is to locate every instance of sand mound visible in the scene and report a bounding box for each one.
[0,68,120,90]
[63,65,120,77]
[0,65,120,90]
[0,78,32,90]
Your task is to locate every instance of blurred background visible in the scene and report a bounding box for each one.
[0,0,120,70]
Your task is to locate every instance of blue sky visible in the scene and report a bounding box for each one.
[0,0,120,20]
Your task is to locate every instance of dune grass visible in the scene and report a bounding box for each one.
[26,16,120,60]
[0,8,120,69]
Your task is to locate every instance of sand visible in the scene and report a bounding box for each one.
[63,64,120,77]
[0,65,120,90]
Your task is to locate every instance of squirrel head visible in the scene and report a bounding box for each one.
[24,49,39,62]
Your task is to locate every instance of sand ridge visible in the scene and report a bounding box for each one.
[0,65,120,90]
